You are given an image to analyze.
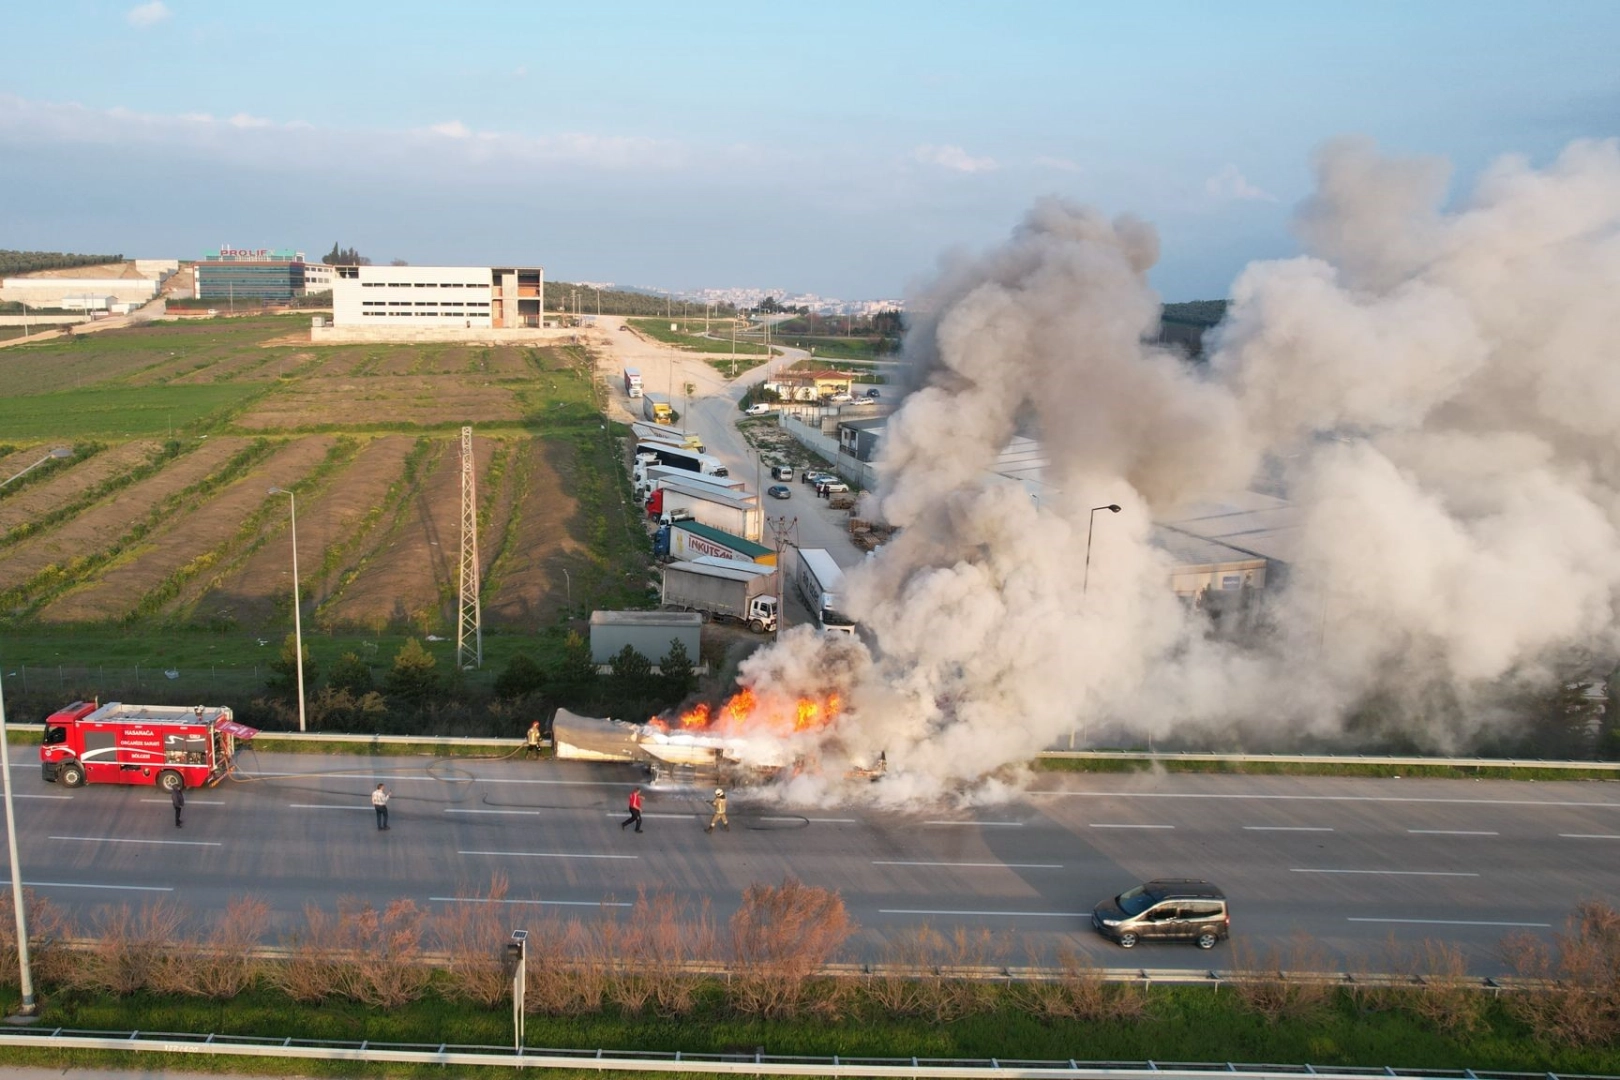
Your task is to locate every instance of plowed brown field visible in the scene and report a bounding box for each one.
[192,434,418,625]
[233,377,524,430]
[39,438,340,623]
[0,441,165,535]
[483,437,582,626]
[0,437,252,596]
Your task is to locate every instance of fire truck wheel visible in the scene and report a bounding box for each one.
[59,762,85,788]
[158,770,183,793]
[749,619,765,633]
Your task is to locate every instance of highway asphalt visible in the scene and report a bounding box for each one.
[8,753,1618,976]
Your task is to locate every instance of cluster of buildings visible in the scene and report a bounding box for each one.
[0,259,178,315]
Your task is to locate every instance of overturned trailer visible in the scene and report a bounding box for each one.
[551,707,789,784]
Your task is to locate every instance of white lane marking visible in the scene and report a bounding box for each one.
[600,812,709,821]
[139,798,225,805]
[460,850,638,861]
[17,794,74,800]
[873,861,1062,869]
[3,879,173,892]
[1090,823,1174,830]
[1244,826,1334,832]
[431,896,632,908]
[49,835,221,848]
[880,908,1085,918]
[447,808,539,816]
[1408,829,1499,836]
[1560,833,1620,839]
[1349,917,1552,928]
[253,771,635,788]
[1291,868,1480,877]
[924,820,1023,827]
[759,816,858,824]
[1029,790,1620,810]
[289,803,372,810]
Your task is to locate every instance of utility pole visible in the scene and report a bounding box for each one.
[766,516,798,638]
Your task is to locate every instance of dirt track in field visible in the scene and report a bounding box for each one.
[38,437,340,623]
[483,437,582,627]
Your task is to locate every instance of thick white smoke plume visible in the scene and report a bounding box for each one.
[741,137,1620,797]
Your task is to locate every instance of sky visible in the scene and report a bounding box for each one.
[2,1,1617,301]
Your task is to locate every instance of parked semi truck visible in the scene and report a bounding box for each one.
[642,392,674,424]
[662,560,778,633]
[791,547,857,636]
[647,479,761,541]
[634,463,744,505]
[630,421,703,452]
[660,520,777,565]
[40,700,258,791]
[622,366,643,398]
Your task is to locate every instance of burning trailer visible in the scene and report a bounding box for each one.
[551,707,790,784]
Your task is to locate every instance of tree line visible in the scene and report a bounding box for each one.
[0,250,124,276]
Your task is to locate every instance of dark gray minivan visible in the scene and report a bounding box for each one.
[1092,879,1229,949]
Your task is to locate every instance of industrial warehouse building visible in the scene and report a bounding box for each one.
[192,247,308,302]
[315,265,554,343]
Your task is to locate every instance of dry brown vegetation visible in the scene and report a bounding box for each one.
[1501,899,1620,1047]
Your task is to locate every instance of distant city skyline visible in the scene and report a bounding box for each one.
[3,2,1617,302]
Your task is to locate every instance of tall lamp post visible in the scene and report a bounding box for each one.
[267,487,306,732]
[0,449,68,1020]
[1083,504,1122,596]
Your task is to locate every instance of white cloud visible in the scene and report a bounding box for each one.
[228,113,272,129]
[127,1,171,28]
[428,120,471,138]
[1034,155,1084,174]
[912,143,999,173]
[1205,163,1277,203]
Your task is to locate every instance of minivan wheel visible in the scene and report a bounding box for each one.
[1197,930,1218,949]
[1117,932,1138,949]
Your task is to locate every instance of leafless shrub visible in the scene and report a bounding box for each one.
[607,889,714,1016]
[525,915,609,1016]
[867,925,1012,1021]
[67,899,188,995]
[0,888,73,986]
[431,874,513,1007]
[1372,936,1487,1036]
[148,894,269,999]
[1501,900,1620,1047]
[1226,931,1337,1023]
[274,897,431,1007]
[866,926,941,1016]
[728,877,854,1018]
[1017,945,1148,1022]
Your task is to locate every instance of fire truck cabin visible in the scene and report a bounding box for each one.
[40,701,252,791]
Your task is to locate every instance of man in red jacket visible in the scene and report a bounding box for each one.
[621,787,643,833]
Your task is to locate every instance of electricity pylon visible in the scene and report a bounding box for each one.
[457,426,482,670]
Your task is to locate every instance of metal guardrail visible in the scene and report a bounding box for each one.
[0,1028,1607,1079]
[10,721,1617,771]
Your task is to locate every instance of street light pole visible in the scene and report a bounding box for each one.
[1083,504,1122,596]
[0,671,38,1020]
[1,447,72,490]
[268,488,306,732]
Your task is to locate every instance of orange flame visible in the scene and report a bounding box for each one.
[655,686,843,737]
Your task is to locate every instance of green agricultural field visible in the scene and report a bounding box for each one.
[0,384,265,439]
[625,317,770,355]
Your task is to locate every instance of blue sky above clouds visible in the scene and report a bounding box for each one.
[2,1,1616,299]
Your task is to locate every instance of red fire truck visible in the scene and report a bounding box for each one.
[40,701,257,791]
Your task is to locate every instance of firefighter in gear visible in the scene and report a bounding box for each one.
[706,787,729,832]
[524,720,542,759]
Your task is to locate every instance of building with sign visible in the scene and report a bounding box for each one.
[192,246,308,302]
[329,264,545,331]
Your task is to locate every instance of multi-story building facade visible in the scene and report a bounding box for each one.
[331,265,545,329]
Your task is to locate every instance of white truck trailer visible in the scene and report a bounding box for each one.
[652,478,761,541]
[662,560,778,633]
[630,421,703,452]
[635,463,745,505]
[791,547,857,636]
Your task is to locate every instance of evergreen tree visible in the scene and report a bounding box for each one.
[495,653,548,699]
[550,631,600,706]
[266,633,317,697]
[385,638,440,704]
[608,644,654,705]
[659,638,697,701]
[328,651,374,696]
